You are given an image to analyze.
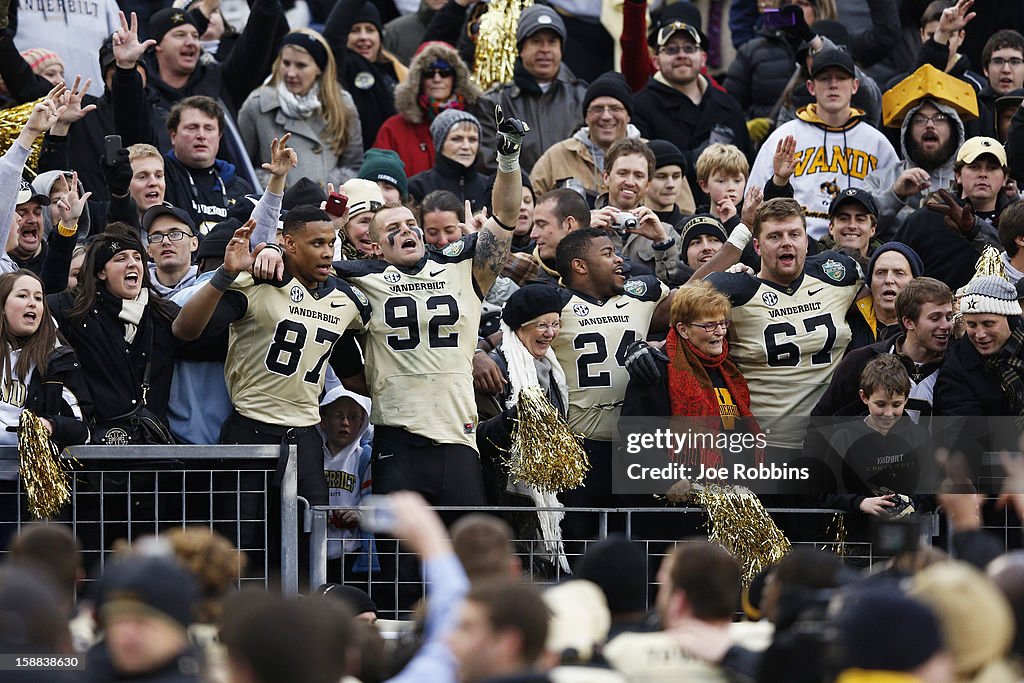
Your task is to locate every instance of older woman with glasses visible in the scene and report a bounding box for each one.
[622,280,759,470]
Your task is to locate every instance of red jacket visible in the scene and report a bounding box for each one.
[373,114,435,178]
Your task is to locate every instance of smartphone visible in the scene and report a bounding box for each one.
[325,192,348,217]
[762,8,797,29]
[104,134,122,163]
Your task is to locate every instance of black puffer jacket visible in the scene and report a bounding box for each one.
[24,344,92,448]
[723,30,800,120]
[408,153,489,213]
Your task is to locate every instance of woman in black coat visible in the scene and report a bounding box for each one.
[408,108,489,212]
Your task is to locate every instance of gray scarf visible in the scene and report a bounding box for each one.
[276,81,322,120]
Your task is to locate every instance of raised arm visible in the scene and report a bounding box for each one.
[111,11,157,146]
[472,105,528,295]
[172,221,258,341]
[250,134,295,247]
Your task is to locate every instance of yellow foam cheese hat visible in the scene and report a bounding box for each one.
[882,64,979,127]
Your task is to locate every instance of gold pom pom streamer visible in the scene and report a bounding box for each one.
[692,483,791,586]
[18,410,73,518]
[506,385,589,493]
[974,245,1007,280]
[473,0,533,91]
[0,98,45,172]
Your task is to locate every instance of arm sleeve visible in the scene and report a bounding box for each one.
[44,366,93,447]
[620,0,655,92]
[250,187,282,247]
[107,192,139,233]
[36,132,70,176]
[40,230,77,294]
[328,331,364,380]
[729,0,760,50]
[0,33,50,103]
[385,553,468,683]
[220,0,286,111]
[846,0,901,68]
[422,0,470,51]
[324,0,366,75]
[111,66,155,146]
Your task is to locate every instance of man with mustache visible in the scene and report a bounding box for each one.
[864,96,966,238]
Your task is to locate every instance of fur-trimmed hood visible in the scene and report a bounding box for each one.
[394,42,482,124]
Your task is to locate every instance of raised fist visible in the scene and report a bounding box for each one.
[495,104,529,156]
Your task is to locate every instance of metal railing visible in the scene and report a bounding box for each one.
[307,504,946,617]
[0,445,299,596]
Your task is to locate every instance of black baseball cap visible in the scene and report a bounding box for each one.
[142,204,197,234]
[811,48,856,78]
[828,187,878,217]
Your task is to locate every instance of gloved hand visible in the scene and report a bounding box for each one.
[623,340,669,384]
[887,493,916,520]
[780,4,814,44]
[926,188,976,237]
[101,147,133,198]
[746,117,773,144]
[494,104,530,172]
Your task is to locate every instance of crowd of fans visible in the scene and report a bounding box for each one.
[3,0,1024,679]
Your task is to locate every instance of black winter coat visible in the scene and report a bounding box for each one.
[408,154,489,212]
[723,30,799,120]
[47,287,180,425]
[24,344,91,448]
[632,77,751,196]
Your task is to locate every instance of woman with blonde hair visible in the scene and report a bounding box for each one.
[239,28,363,189]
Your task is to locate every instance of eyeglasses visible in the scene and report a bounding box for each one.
[991,57,1024,68]
[586,104,627,116]
[146,230,190,244]
[526,321,562,332]
[688,320,731,332]
[659,43,701,56]
[909,113,950,127]
[424,67,454,79]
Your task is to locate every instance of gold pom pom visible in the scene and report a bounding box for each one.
[974,245,1007,281]
[18,410,73,518]
[692,483,791,585]
[473,0,534,91]
[506,385,589,493]
[0,98,45,171]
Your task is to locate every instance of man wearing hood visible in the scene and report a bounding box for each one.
[162,96,254,234]
[747,48,899,241]
[319,385,377,580]
[865,98,966,239]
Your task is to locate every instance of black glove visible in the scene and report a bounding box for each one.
[780,4,814,44]
[494,104,529,157]
[623,340,668,384]
[101,147,132,198]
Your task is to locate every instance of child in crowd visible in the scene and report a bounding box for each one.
[696,143,749,230]
[822,354,938,554]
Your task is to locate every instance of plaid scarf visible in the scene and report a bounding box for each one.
[416,93,467,122]
[986,321,1024,430]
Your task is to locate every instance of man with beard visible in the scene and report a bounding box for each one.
[865,97,965,239]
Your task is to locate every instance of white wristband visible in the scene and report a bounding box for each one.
[495,151,520,174]
[726,223,752,250]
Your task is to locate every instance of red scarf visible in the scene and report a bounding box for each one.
[665,328,761,468]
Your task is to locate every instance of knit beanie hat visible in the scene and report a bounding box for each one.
[148,7,199,45]
[359,148,408,199]
[502,284,563,330]
[341,178,384,218]
[865,242,923,286]
[959,275,1023,316]
[352,2,382,32]
[282,177,327,212]
[680,214,728,253]
[836,588,945,672]
[430,108,481,153]
[647,139,687,173]
[21,48,62,76]
[575,534,647,614]
[582,71,633,118]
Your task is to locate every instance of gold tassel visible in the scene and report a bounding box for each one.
[473,0,534,91]
[825,512,848,557]
[974,245,1007,280]
[18,410,73,518]
[0,98,45,172]
[506,385,589,493]
[692,483,791,586]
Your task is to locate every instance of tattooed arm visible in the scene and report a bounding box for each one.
[472,106,528,295]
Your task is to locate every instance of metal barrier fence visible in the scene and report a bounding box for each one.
[0,445,299,596]
[307,504,946,618]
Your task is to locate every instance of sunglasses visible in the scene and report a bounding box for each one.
[424,67,454,79]
[656,21,702,49]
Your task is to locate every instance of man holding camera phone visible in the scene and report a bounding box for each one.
[590,137,680,284]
